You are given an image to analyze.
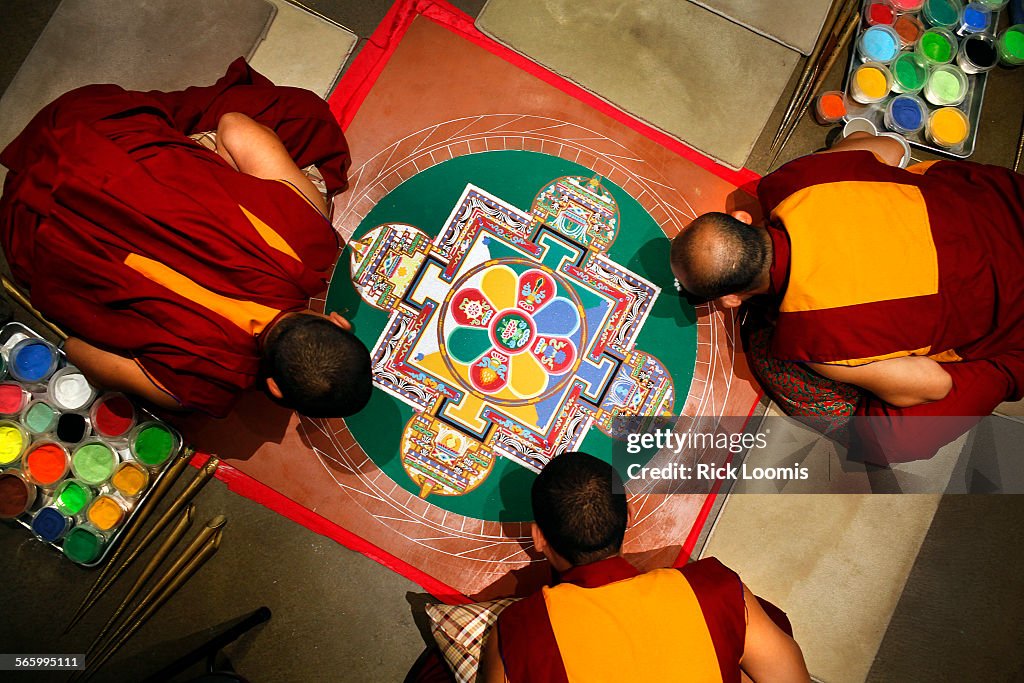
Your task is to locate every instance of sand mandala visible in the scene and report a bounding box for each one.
[349,176,674,503]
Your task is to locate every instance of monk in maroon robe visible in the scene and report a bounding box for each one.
[0,59,371,418]
[671,133,1024,464]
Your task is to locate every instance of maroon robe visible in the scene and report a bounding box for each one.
[0,59,350,416]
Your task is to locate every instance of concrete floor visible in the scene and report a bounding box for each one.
[1,1,1023,681]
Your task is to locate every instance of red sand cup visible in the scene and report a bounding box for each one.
[926,107,971,149]
[21,399,60,436]
[62,523,107,564]
[31,506,73,542]
[111,461,150,499]
[864,0,897,26]
[814,91,847,124]
[23,440,70,489]
[923,64,968,106]
[90,393,137,440]
[891,0,926,8]
[86,493,128,532]
[0,419,30,467]
[47,367,97,412]
[0,469,37,519]
[129,421,180,470]
[996,25,1024,67]
[849,63,894,104]
[8,338,60,384]
[70,439,118,486]
[0,381,30,417]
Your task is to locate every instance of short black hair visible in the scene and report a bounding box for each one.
[671,212,768,299]
[263,315,373,418]
[532,452,628,567]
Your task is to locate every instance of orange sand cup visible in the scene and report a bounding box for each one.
[111,461,150,499]
[814,91,848,124]
[86,494,128,532]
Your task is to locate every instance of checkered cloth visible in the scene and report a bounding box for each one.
[425,598,518,683]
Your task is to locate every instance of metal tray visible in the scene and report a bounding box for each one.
[0,322,183,568]
[843,1,988,159]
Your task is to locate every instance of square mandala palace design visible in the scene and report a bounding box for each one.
[350,177,675,500]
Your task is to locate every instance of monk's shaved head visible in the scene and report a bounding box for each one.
[670,212,771,299]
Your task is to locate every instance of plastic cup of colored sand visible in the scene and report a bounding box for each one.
[70,439,117,486]
[926,107,971,148]
[63,523,107,564]
[21,399,59,437]
[877,132,913,168]
[0,419,30,466]
[842,117,880,138]
[47,366,96,412]
[957,33,999,73]
[53,478,94,517]
[814,91,848,124]
[892,15,926,48]
[31,506,72,542]
[858,25,902,64]
[923,64,969,106]
[129,421,180,470]
[849,63,894,104]
[23,440,70,489]
[997,25,1024,66]
[957,3,991,35]
[923,0,964,28]
[917,27,959,65]
[891,52,930,94]
[975,0,1008,8]
[864,0,897,26]
[90,393,136,440]
[86,493,128,532]
[884,94,928,135]
[111,461,150,499]
[7,338,59,384]
[891,0,926,9]
[0,381,30,417]
[55,411,91,446]
[0,469,37,519]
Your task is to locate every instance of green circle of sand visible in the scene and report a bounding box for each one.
[72,444,115,484]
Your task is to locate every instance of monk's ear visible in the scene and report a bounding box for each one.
[531,523,548,555]
[730,210,753,225]
[266,377,284,399]
[328,311,353,331]
[716,294,745,310]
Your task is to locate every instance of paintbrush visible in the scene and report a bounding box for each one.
[66,454,217,631]
[769,10,861,169]
[77,524,224,682]
[65,446,196,633]
[0,274,69,341]
[1014,112,1024,173]
[85,504,196,658]
[770,0,851,150]
[771,0,859,154]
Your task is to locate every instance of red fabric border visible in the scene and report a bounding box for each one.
[188,452,472,604]
[329,0,762,195]
[197,0,765,603]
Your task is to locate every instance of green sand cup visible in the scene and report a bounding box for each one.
[997,25,1024,66]
[52,478,94,517]
[923,64,968,106]
[891,52,929,94]
[129,421,180,469]
[70,439,118,486]
[62,523,107,564]
[916,27,958,65]
[21,399,59,436]
[923,0,964,28]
